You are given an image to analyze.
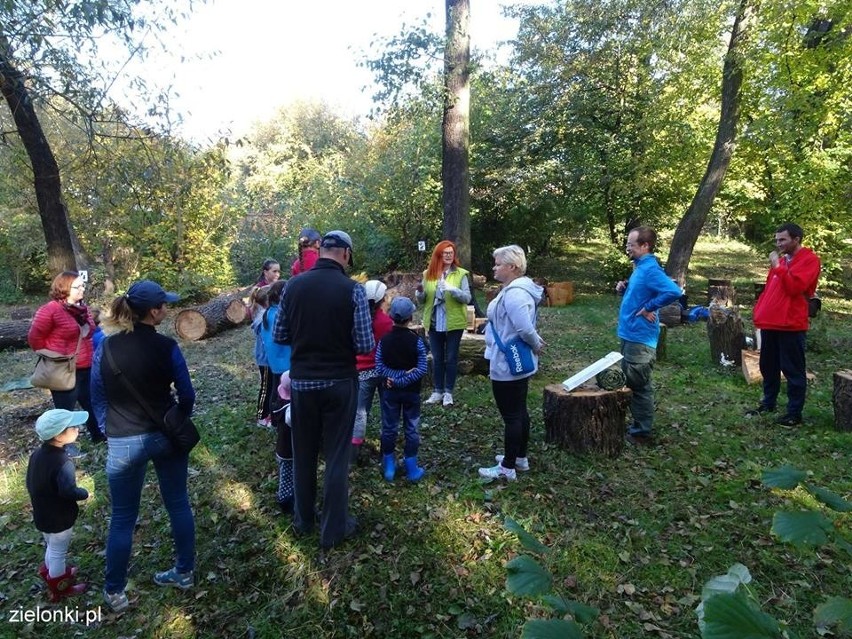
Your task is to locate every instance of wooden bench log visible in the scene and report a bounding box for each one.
[174,293,248,341]
[0,320,31,350]
[707,305,744,367]
[542,384,631,458]
[833,370,852,432]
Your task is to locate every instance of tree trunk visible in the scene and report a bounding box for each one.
[0,320,31,350]
[665,0,752,286]
[0,45,77,273]
[707,305,745,367]
[442,0,471,268]
[832,370,852,432]
[542,384,631,458]
[174,294,248,341]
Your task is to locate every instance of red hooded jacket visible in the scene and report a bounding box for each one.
[753,247,820,332]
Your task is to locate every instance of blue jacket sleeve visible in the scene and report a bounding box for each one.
[90,341,107,434]
[644,265,683,312]
[170,344,195,415]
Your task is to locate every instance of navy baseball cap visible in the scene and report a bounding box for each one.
[126,280,180,311]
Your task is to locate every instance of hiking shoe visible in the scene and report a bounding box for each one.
[478,464,517,481]
[442,392,454,407]
[103,589,129,612]
[153,568,193,589]
[424,392,443,405]
[745,404,776,417]
[625,433,654,446]
[775,413,802,426]
[495,455,529,471]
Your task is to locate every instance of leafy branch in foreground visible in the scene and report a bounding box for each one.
[695,467,851,638]
[504,517,599,639]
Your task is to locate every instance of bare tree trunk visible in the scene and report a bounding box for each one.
[665,0,752,286]
[442,0,471,267]
[0,44,77,273]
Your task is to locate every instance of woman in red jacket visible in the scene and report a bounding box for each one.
[28,272,104,452]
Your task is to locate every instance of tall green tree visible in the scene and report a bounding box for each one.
[667,0,754,285]
[0,0,197,273]
[442,0,472,267]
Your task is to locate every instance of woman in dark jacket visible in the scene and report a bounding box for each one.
[28,271,103,450]
[91,280,196,613]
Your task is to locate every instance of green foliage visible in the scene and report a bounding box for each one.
[504,517,599,637]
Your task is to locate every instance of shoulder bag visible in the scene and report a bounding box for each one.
[489,288,540,376]
[30,326,85,391]
[103,338,200,453]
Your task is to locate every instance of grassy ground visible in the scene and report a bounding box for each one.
[0,238,849,638]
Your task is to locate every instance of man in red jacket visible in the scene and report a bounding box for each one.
[748,223,821,426]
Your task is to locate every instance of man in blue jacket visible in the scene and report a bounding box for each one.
[615,227,683,445]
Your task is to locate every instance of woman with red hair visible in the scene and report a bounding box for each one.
[416,241,471,407]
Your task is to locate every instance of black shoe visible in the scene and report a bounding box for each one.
[775,414,802,426]
[625,433,654,446]
[320,516,359,550]
[745,404,776,417]
[277,497,294,515]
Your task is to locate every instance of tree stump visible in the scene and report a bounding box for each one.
[542,384,631,458]
[833,370,852,432]
[457,333,488,376]
[0,320,31,350]
[659,303,682,328]
[707,305,745,367]
[174,294,248,341]
[545,281,574,306]
[707,278,736,307]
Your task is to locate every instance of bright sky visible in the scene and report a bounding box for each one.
[132,0,535,143]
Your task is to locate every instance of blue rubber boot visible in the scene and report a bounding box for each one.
[382,454,396,482]
[404,456,425,483]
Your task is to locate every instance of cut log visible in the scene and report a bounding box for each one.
[456,333,488,376]
[174,294,248,341]
[742,350,762,384]
[707,278,736,307]
[545,281,574,306]
[9,307,34,320]
[542,384,631,458]
[833,370,852,432]
[707,305,745,367]
[0,320,31,350]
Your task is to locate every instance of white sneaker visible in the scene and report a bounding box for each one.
[495,455,529,471]
[478,464,517,481]
[442,392,454,407]
[424,392,444,405]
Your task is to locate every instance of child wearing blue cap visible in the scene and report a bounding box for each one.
[375,296,428,482]
[26,408,91,602]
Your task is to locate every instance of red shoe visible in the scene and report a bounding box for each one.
[45,567,89,602]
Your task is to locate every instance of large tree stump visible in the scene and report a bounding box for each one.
[542,384,631,458]
[833,370,852,432]
[0,320,31,350]
[707,278,736,307]
[174,294,248,341]
[707,305,745,367]
[659,303,682,328]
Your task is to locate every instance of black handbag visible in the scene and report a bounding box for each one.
[103,338,200,453]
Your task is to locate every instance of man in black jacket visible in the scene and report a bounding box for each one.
[272,230,374,549]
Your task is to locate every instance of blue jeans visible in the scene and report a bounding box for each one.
[428,329,463,393]
[380,388,421,458]
[620,340,657,436]
[105,432,195,593]
[353,375,383,442]
[759,330,807,417]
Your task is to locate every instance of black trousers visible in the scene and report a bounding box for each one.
[491,377,531,469]
[291,378,357,548]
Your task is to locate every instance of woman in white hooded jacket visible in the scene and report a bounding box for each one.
[479,245,545,481]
